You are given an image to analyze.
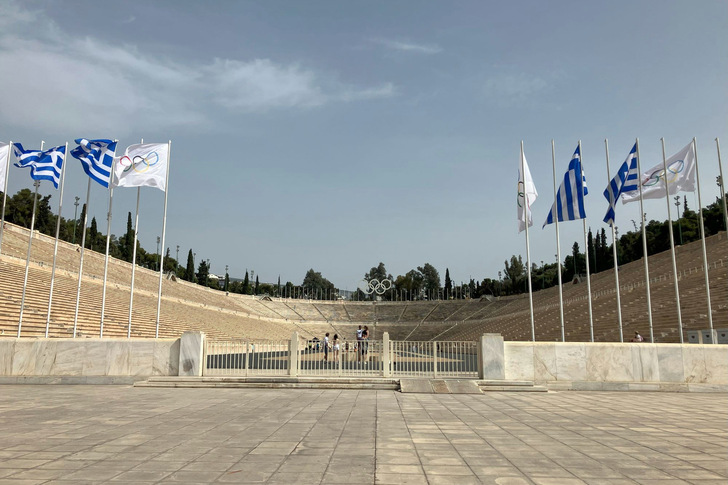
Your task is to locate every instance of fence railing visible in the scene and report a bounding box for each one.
[204,339,289,376]
[203,333,481,378]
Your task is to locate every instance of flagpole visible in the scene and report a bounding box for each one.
[128,138,143,338]
[0,141,13,257]
[18,140,44,336]
[45,142,68,337]
[521,141,535,341]
[660,138,683,342]
[128,187,140,338]
[155,140,172,338]
[73,177,92,338]
[99,143,118,338]
[578,141,594,342]
[692,138,714,339]
[551,140,565,342]
[604,139,624,341]
[635,139,654,342]
[716,138,728,230]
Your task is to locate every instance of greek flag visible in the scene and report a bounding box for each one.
[70,138,118,188]
[603,143,638,225]
[13,143,66,189]
[543,145,588,227]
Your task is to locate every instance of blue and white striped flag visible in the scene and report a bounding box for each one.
[543,145,588,227]
[603,143,638,225]
[70,138,117,188]
[13,144,66,189]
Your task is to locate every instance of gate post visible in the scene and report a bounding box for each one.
[289,332,299,377]
[433,341,438,378]
[179,331,205,377]
[477,333,504,380]
[382,332,391,377]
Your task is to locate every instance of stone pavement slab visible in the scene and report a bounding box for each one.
[0,386,725,484]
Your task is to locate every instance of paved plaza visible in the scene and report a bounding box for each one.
[0,386,726,484]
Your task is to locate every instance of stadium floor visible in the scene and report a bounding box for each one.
[0,386,726,484]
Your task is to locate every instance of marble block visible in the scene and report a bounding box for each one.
[479,333,504,380]
[11,340,37,375]
[657,345,685,382]
[631,344,659,382]
[106,340,131,375]
[129,340,155,376]
[504,342,534,381]
[533,343,557,382]
[585,343,633,382]
[555,342,587,381]
[682,345,712,383]
[703,346,728,384]
[51,340,84,376]
[153,339,180,376]
[179,331,205,377]
[83,341,109,376]
[0,340,13,375]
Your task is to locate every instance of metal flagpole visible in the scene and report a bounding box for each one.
[128,138,143,338]
[45,142,69,337]
[128,187,140,338]
[521,141,536,341]
[604,140,624,341]
[551,140,565,342]
[635,139,654,341]
[692,138,714,339]
[0,141,13,256]
[716,138,728,230]
[18,140,44,336]
[99,144,118,338]
[155,140,172,338]
[73,177,92,337]
[579,141,594,342]
[660,138,683,342]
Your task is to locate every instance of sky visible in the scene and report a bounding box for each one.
[0,0,726,290]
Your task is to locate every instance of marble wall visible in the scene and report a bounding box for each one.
[505,342,728,385]
[0,338,180,377]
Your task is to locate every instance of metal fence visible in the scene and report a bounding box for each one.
[203,336,477,378]
[298,339,384,376]
[390,340,478,378]
[204,339,289,376]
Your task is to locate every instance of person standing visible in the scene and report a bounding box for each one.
[332,334,340,363]
[323,333,330,362]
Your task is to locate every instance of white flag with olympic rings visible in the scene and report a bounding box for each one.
[0,143,9,192]
[621,141,695,204]
[113,143,168,192]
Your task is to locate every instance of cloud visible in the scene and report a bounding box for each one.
[372,38,442,55]
[121,15,136,24]
[482,72,551,103]
[0,2,395,135]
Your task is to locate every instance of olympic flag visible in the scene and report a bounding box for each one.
[113,143,169,191]
[0,142,9,192]
[621,141,696,204]
[517,151,538,233]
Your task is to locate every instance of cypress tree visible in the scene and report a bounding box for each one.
[444,268,452,300]
[185,249,195,282]
[242,271,250,294]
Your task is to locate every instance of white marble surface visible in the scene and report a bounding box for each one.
[533,343,557,381]
[556,343,587,381]
[585,344,633,382]
[504,343,534,381]
[631,345,659,382]
[153,339,179,375]
[179,332,205,377]
[479,334,504,380]
[53,340,84,375]
[657,345,685,382]
[130,341,155,376]
[0,340,12,375]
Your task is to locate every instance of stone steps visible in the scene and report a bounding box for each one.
[477,379,548,392]
[134,376,400,390]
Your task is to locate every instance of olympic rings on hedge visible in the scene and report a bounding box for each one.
[362,278,393,295]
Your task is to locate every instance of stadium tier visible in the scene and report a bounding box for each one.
[1,222,726,342]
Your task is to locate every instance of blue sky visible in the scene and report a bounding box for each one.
[0,0,726,289]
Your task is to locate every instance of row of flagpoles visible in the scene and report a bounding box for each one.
[0,139,172,338]
[518,137,728,343]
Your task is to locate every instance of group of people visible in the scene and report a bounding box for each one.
[322,325,370,362]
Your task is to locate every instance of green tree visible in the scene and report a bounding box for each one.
[503,255,525,294]
[120,212,133,261]
[196,260,209,286]
[444,268,452,299]
[224,270,230,292]
[242,271,250,294]
[184,249,195,282]
[302,269,335,300]
[394,269,423,300]
[254,275,259,295]
[88,217,99,250]
[417,263,441,299]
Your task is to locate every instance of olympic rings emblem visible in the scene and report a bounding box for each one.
[118,151,160,174]
[643,159,684,187]
[361,278,392,295]
[517,181,525,208]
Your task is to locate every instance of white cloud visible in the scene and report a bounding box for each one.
[483,73,551,102]
[0,3,395,135]
[372,38,442,55]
